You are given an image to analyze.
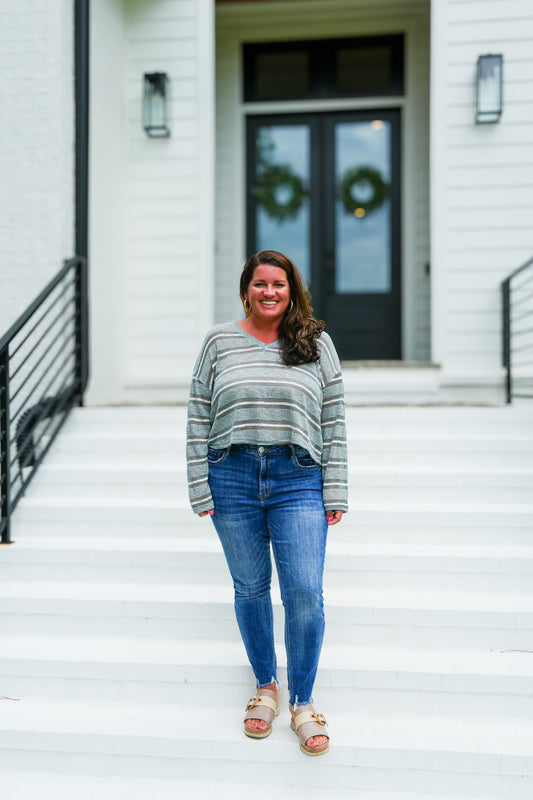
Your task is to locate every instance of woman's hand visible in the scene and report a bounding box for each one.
[198,509,214,518]
[326,510,343,526]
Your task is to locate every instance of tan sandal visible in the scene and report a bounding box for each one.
[291,705,330,756]
[243,688,279,739]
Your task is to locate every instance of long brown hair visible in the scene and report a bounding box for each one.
[239,250,325,366]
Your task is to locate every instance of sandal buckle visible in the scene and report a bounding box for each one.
[312,711,327,726]
[246,695,261,710]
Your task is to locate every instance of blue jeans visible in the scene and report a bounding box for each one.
[208,443,328,707]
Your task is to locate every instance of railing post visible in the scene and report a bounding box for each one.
[502,277,512,404]
[0,345,11,544]
[74,257,89,404]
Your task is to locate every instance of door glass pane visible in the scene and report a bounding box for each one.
[254,51,310,101]
[253,125,311,287]
[337,47,393,96]
[335,120,391,293]
[243,35,404,101]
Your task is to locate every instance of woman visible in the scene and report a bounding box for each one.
[186,250,348,756]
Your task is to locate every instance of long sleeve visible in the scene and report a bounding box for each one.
[186,334,216,514]
[319,335,348,512]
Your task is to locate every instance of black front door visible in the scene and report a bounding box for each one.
[247,109,401,360]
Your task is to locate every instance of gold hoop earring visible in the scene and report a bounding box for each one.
[288,300,294,313]
[243,299,252,315]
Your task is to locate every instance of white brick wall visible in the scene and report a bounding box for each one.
[0,0,74,335]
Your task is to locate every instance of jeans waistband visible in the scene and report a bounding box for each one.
[230,444,292,455]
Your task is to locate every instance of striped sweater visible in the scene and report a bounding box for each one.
[186,322,348,514]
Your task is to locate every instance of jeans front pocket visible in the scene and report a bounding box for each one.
[207,447,229,465]
[291,445,320,470]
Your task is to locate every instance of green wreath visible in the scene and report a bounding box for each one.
[341,166,388,216]
[254,164,306,222]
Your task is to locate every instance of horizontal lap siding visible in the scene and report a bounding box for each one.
[122,0,214,399]
[431,0,533,377]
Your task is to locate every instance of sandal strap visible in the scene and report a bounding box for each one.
[292,706,329,747]
[293,708,328,731]
[244,690,279,724]
[246,693,278,713]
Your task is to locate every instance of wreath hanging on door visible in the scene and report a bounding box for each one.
[341,166,388,216]
[254,164,306,222]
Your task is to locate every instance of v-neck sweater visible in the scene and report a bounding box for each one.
[186,322,348,514]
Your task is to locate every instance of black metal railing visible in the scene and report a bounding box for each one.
[502,255,533,403]
[0,256,88,544]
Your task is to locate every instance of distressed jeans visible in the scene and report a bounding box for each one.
[208,444,328,707]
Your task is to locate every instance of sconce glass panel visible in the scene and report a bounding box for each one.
[143,72,170,137]
[476,55,503,123]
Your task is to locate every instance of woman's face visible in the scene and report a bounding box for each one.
[245,264,291,324]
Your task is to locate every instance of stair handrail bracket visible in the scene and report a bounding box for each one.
[502,255,533,403]
[0,256,88,544]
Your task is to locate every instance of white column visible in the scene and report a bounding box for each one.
[429,0,449,370]
[86,0,126,404]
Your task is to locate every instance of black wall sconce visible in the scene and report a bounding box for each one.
[143,72,170,137]
[476,54,503,123]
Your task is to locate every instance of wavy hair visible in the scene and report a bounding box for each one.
[239,250,325,366]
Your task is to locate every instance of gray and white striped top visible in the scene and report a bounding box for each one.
[186,322,348,514]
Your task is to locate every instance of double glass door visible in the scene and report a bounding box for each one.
[247,110,401,360]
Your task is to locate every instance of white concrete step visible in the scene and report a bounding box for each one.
[44,429,533,470]
[0,773,489,800]
[46,403,533,444]
[343,364,442,404]
[47,433,183,464]
[25,462,533,505]
[340,504,533,546]
[351,466,533,504]
[1,635,532,718]
[9,775,469,800]
[53,406,533,457]
[25,464,182,500]
[11,497,533,546]
[327,542,533,593]
[351,432,533,468]
[10,496,200,539]
[0,698,531,797]
[3,403,533,799]
[70,403,533,424]
[344,405,533,428]
[2,580,533,649]
[3,536,533,594]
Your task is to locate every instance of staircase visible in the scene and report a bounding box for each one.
[1,405,533,799]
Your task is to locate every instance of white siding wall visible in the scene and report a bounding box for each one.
[431,0,533,396]
[0,0,74,334]
[88,0,214,404]
[216,0,431,362]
